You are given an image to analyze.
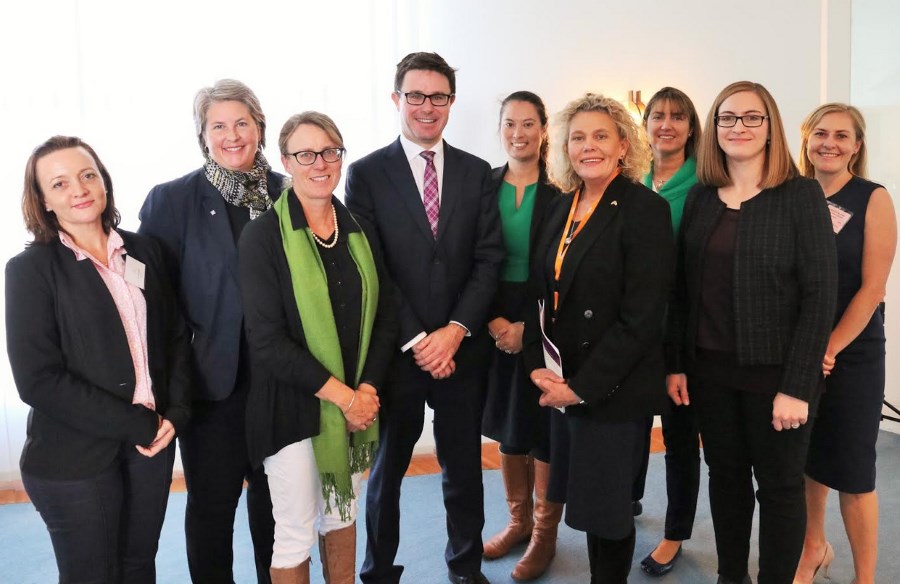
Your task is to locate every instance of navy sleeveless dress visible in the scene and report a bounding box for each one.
[805,177,886,493]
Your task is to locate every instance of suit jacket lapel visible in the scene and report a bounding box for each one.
[384,138,435,242]
[436,141,462,243]
[556,175,627,309]
[199,176,239,281]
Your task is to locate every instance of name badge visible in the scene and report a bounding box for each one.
[827,201,853,234]
[124,256,146,289]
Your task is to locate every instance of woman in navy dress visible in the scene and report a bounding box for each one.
[793,104,896,584]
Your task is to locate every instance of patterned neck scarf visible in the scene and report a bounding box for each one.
[204,151,273,219]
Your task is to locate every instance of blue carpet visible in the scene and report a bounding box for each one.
[2,430,899,583]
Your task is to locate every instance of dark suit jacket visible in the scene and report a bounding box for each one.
[523,174,675,422]
[666,176,837,402]
[345,138,504,381]
[138,168,284,401]
[238,195,397,468]
[6,230,192,479]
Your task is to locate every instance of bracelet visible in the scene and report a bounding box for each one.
[343,392,356,414]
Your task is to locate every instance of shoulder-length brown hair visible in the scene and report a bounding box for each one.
[549,93,651,193]
[799,102,867,179]
[642,86,703,160]
[22,136,120,244]
[696,81,798,189]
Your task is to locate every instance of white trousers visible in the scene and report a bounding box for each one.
[263,439,362,568]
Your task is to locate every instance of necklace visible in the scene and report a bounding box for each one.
[311,204,339,248]
[653,175,671,191]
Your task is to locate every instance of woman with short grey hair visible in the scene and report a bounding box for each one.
[138,79,280,584]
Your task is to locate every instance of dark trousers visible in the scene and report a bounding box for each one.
[23,442,176,584]
[361,370,486,584]
[634,405,701,540]
[180,383,275,584]
[586,527,636,584]
[692,377,812,584]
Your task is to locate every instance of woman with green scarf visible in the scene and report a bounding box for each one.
[239,111,397,584]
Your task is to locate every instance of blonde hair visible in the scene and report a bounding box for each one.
[696,81,798,189]
[548,93,651,193]
[799,103,867,178]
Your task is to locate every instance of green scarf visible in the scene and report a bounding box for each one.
[643,156,698,236]
[274,190,379,520]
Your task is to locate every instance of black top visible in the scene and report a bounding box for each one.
[697,208,739,351]
[829,176,886,361]
[238,192,397,468]
[314,229,363,383]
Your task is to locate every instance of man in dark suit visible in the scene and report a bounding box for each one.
[345,52,504,584]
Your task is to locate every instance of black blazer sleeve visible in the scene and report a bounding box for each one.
[238,212,333,396]
[778,179,838,400]
[5,250,159,447]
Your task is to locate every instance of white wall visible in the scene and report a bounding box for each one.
[0,0,863,478]
[851,0,900,431]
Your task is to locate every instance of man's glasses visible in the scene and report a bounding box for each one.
[286,148,345,165]
[715,114,769,128]
[396,91,454,107]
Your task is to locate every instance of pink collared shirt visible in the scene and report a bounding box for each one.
[59,230,155,411]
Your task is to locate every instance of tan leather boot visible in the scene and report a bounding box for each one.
[483,454,535,559]
[269,558,310,584]
[318,522,357,584]
[511,459,563,581]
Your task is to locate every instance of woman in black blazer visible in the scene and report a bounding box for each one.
[666,82,837,584]
[523,93,675,583]
[138,79,280,584]
[238,112,395,584]
[480,91,564,581]
[6,135,192,583]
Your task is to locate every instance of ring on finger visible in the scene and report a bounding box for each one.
[790,423,800,429]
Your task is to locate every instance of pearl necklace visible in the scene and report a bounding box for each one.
[311,205,339,249]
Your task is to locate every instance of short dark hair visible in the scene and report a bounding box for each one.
[22,136,120,244]
[500,91,550,170]
[394,52,457,94]
[642,87,703,160]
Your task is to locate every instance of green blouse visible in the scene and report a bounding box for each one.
[498,181,537,283]
[642,156,698,236]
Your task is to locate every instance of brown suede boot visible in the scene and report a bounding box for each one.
[511,459,563,581]
[317,522,357,584]
[269,558,310,584]
[484,454,535,559]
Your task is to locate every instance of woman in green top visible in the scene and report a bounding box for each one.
[481,91,563,581]
[636,87,703,578]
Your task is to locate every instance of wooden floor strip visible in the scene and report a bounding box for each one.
[1,428,665,504]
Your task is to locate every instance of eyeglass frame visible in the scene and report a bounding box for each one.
[715,114,769,128]
[395,91,455,107]
[285,147,346,165]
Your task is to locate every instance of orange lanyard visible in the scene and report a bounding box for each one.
[553,188,601,311]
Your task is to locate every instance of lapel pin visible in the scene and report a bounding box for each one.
[210,210,216,216]
[611,200,618,206]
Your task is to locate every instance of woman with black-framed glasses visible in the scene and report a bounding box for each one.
[666,81,837,584]
[239,111,396,583]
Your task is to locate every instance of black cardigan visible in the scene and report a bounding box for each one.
[238,194,397,468]
[666,176,838,402]
[5,230,193,479]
